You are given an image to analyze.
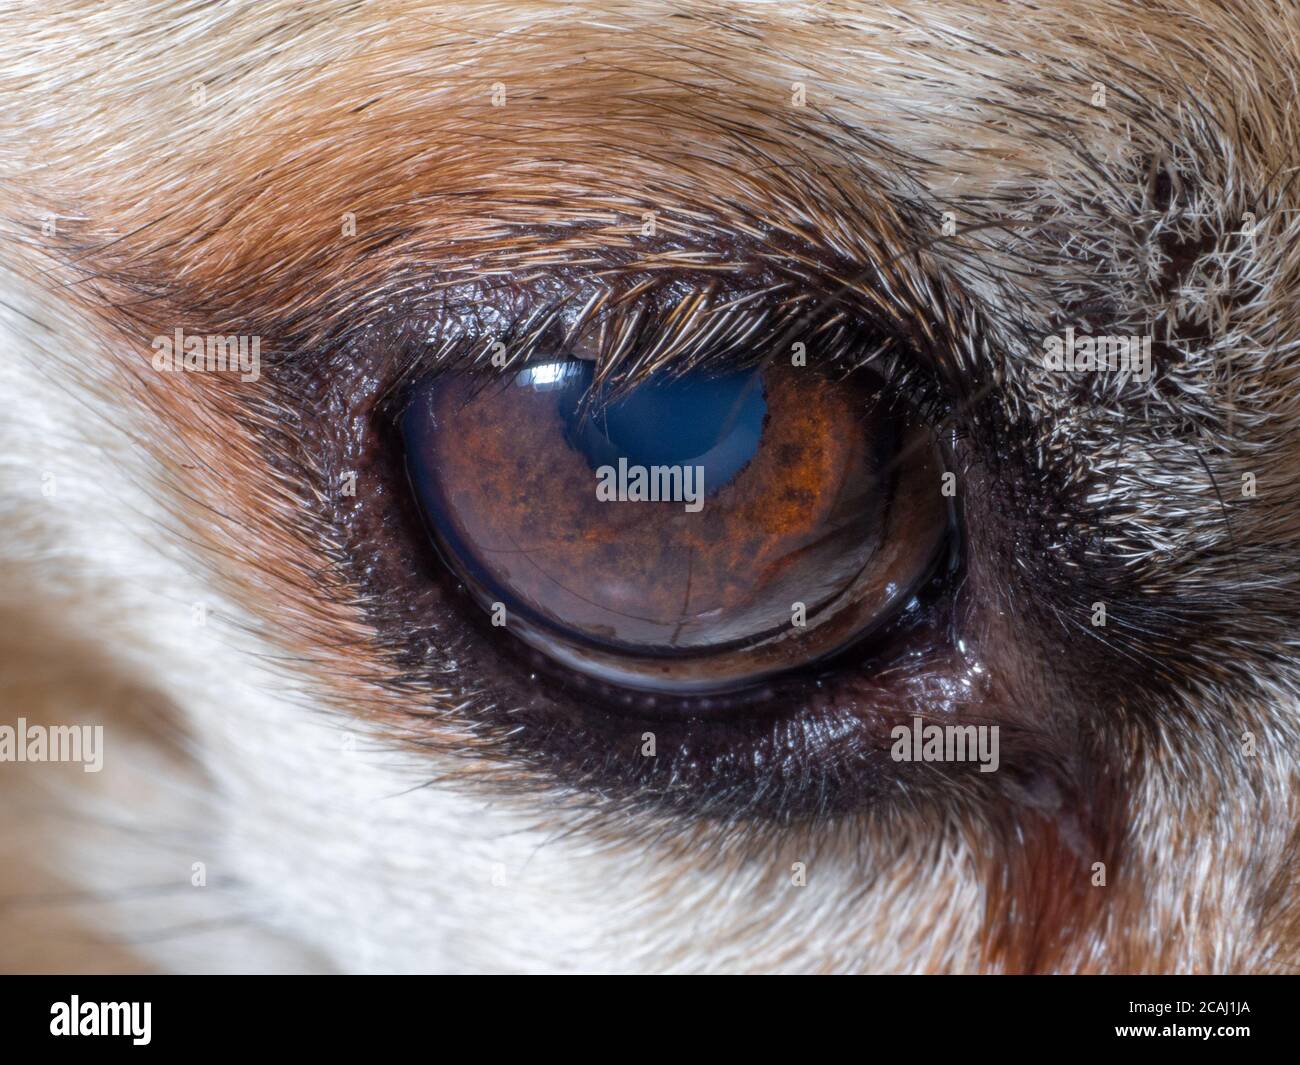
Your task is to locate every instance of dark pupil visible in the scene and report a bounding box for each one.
[558,361,767,492]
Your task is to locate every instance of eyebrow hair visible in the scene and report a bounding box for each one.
[47,160,989,396]
[16,22,984,367]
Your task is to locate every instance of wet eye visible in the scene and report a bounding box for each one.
[400,354,949,695]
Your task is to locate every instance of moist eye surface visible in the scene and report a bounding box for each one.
[400,355,949,694]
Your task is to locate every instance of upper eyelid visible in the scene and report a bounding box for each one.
[364,229,977,358]
[362,272,943,422]
[73,182,982,419]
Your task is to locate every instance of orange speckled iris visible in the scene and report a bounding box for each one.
[402,358,947,693]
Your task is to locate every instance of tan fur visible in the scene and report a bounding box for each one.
[0,0,1297,972]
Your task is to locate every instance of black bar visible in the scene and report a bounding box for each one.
[0,974,1289,1052]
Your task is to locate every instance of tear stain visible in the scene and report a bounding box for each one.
[978,762,1135,974]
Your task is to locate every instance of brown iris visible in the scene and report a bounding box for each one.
[401,356,948,693]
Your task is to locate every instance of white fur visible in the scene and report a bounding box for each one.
[2,0,1297,974]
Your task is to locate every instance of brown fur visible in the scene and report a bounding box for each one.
[1,0,1298,972]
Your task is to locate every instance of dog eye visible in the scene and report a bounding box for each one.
[324,277,980,818]
[400,352,949,696]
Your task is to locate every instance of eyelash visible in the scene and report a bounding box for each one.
[333,269,955,433]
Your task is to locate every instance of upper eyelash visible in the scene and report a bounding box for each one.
[373,273,951,425]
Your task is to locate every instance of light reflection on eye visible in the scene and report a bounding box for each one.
[517,361,585,390]
[401,355,949,694]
